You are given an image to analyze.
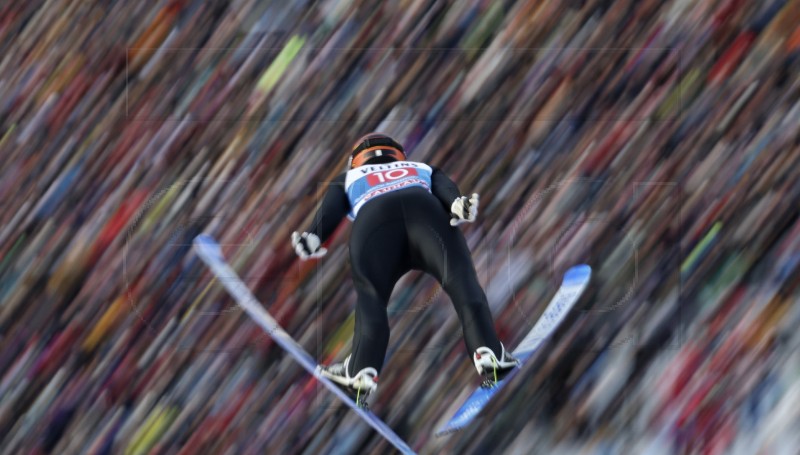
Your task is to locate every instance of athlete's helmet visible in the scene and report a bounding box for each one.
[348,133,406,169]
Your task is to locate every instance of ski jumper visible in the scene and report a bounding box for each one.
[309,160,503,376]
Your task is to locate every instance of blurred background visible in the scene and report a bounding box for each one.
[1,0,800,453]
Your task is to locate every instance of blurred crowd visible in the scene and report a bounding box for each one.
[1,0,799,453]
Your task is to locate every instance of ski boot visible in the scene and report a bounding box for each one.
[318,355,378,408]
[473,344,520,388]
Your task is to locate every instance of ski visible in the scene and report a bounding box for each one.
[193,234,416,455]
[435,264,592,436]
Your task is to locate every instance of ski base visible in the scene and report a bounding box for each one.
[435,264,591,436]
[193,235,415,454]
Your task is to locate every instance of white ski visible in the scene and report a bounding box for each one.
[436,264,591,435]
[193,234,415,455]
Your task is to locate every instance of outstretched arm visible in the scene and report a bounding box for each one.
[430,167,462,209]
[309,174,350,242]
[430,167,480,226]
[292,174,349,260]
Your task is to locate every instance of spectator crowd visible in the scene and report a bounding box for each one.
[1,0,799,453]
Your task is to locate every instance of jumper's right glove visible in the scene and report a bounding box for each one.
[450,193,479,226]
[291,232,327,260]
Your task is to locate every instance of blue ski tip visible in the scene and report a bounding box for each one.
[563,264,591,286]
[193,234,224,261]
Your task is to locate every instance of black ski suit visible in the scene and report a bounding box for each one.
[308,160,502,375]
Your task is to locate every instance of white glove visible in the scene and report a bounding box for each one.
[450,193,479,226]
[291,232,327,260]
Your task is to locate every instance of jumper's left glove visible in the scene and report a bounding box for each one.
[450,193,479,226]
[291,232,328,260]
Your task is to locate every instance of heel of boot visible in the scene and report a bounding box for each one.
[351,368,378,394]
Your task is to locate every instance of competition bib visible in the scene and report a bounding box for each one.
[344,161,433,219]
